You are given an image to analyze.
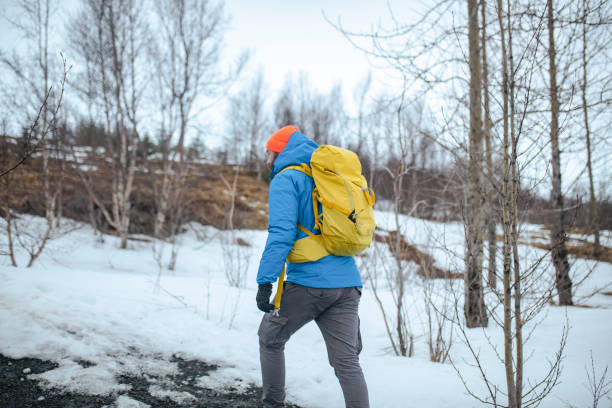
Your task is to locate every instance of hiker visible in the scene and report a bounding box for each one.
[256,125,370,408]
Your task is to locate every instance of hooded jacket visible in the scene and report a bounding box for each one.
[256,131,362,288]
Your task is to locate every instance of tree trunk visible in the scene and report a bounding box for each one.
[481,0,497,289]
[87,192,98,235]
[26,0,55,268]
[496,0,517,404]
[507,2,523,401]
[394,166,407,356]
[2,189,17,267]
[547,0,573,306]
[55,148,65,228]
[154,162,171,238]
[581,0,600,258]
[465,0,488,328]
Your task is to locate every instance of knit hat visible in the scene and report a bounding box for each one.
[266,125,299,153]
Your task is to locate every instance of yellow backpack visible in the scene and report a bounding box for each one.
[273,145,376,309]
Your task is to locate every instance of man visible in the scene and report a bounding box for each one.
[256,125,369,408]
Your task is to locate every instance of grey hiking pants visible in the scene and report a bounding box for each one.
[258,282,369,408]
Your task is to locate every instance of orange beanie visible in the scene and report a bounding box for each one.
[266,125,299,153]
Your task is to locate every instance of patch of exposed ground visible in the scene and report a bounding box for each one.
[0,354,302,408]
[374,230,463,279]
[496,228,612,264]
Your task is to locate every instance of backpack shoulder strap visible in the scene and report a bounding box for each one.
[280,164,323,230]
[278,163,312,177]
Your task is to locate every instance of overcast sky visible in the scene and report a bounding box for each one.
[0,0,417,126]
[223,0,415,100]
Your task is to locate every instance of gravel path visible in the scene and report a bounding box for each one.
[0,354,302,407]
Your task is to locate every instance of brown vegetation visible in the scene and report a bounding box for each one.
[375,230,462,279]
[496,228,612,264]
[1,143,269,235]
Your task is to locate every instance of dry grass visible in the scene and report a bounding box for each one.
[566,242,612,264]
[2,150,271,234]
[235,237,251,247]
[498,231,612,264]
[539,224,592,236]
[572,303,602,309]
[548,300,604,309]
[375,231,462,279]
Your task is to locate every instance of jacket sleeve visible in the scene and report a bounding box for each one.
[256,173,298,284]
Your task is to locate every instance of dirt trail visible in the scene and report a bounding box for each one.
[0,354,301,408]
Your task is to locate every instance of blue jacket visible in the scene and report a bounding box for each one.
[256,131,362,288]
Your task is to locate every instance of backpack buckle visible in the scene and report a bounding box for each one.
[348,210,358,223]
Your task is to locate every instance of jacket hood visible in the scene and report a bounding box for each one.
[270,131,318,179]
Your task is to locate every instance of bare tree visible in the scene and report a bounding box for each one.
[363,96,391,192]
[0,0,69,266]
[218,167,250,330]
[547,0,573,305]
[0,89,53,178]
[273,79,297,129]
[226,69,269,177]
[219,167,251,289]
[150,0,244,247]
[582,352,612,408]
[330,1,492,328]
[69,0,146,249]
[0,128,18,266]
[481,0,498,289]
[450,2,567,406]
[360,95,428,357]
[580,0,601,258]
[273,74,346,146]
[352,72,372,155]
[465,0,488,328]
[419,227,455,363]
[0,77,68,267]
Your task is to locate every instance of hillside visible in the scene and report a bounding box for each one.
[1,142,270,234]
[3,129,612,241]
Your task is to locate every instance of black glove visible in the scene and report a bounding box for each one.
[256,283,275,313]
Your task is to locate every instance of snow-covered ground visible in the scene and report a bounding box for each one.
[1,213,611,407]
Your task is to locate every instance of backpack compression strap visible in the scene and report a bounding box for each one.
[272,224,317,310]
[273,263,286,310]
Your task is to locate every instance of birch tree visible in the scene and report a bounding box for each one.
[546,0,573,305]
[465,0,488,328]
[578,0,611,258]
[481,0,498,289]
[69,0,145,249]
[226,69,269,177]
[150,0,244,244]
[580,1,600,257]
[0,0,67,266]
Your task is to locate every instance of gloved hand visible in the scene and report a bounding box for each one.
[256,283,275,313]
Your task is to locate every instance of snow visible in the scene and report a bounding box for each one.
[1,212,611,407]
[77,164,99,172]
[113,395,150,408]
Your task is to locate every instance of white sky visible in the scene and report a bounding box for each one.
[0,0,418,130]
[223,0,415,101]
